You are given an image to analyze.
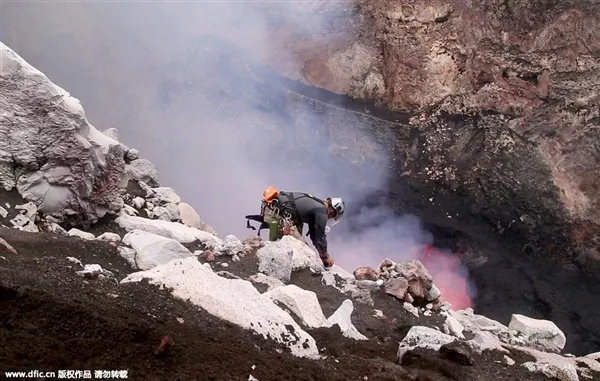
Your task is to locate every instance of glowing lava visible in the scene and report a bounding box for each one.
[417,245,474,310]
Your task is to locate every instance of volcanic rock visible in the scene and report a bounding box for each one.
[398,326,456,362]
[439,340,476,366]
[508,314,567,353]
[264,285,329,329]
[115,215,222,247]
[121,257,320,358]
[125,159,159,187]
[353,266,379,281]
[0,42,125,227]
[122,229,193,270]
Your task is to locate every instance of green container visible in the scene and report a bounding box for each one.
[269,219,281,242]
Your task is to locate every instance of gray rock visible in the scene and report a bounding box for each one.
[326,299,368,340]
[96,232,121,243]
[426,284,442,301]
[152,203,180,221]
[122,229,193,270]
[137,181,154,198]
[50,222,68,235]
[68,228,96,240]
[264,285,329,329]
[0,43,125,225]
[521,361,579,381]
[0,206,7,218]
[178,201,217,235]
[248,273,285,292]
[508,314,566,353]
[117,246,138,269]
[120,204,139,216]
[403,302,419,318]
[10,214,38,232]
[398,326,456,362]
[151,187,180,205]
[126,148,139,161]
[216,270,241,280]
[15,202,37,220]
[132,197,145,209]
[214,235,243,256]
[102,128,120,141]
[125,159,159,187]
[76,264,105,279]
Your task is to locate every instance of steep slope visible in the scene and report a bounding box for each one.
[1,43,600,381]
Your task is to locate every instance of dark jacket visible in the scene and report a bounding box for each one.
[277,191,328,255]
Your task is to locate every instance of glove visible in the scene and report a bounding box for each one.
[321,255,334,268]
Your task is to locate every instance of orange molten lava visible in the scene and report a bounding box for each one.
[418,245,473,310]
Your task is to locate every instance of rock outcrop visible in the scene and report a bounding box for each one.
[0,42,126,227]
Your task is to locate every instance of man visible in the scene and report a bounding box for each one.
[250,187,345,268]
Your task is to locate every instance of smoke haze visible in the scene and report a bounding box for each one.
[1,0,477,307]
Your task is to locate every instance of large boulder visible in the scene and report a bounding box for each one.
[122,229,193,270]
[327,299,368,341]
[508,314,567,353]
[121,257,320,358]
[264,285,330,329]
[0,42,126,227]
[115,215,222,248]
[397,326,456,362]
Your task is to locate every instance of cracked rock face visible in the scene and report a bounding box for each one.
[295,0,600,269]
[0,42,126,228]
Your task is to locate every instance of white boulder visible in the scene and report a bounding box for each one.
[256,242,294,283]
[403,302,420,318]
[117,246,138,269]
[151,187,181,205]
[0,206,7,219]
[264,285,329,329]
[468,330,509,354]
[132,197,145,209]
[125,159,159,187]
[120,204,139,217]
[115,215,222,248]
[151,203,180,222]
[327,299,368,341]
[248,273,285,292]
[126,149,139,161]
[76,264,108,279]
[441,312,465,339]
[122,229,193,270]
[68,228,96,241]
[177,202,217,235]
[0,42,126,225]
[522,361,579,381]
[214,235,243,256]
[262,236,323,272]
[120,257,320,358]
[96,232,121,243]
[508,314,566,353]
[10,214,38,232]
[101,128,120,141]
[516,346,600,380]
[397,326,456,361]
